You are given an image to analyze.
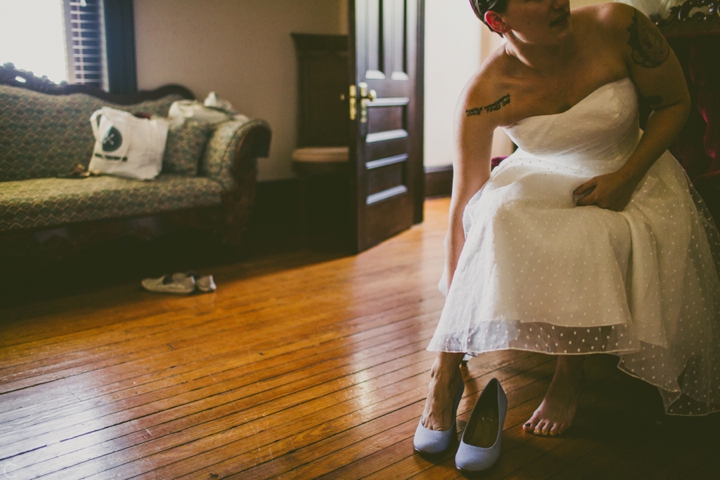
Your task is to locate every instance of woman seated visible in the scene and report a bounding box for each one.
[418,0,720,445]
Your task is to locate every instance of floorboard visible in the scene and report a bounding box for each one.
[1,198,718,479]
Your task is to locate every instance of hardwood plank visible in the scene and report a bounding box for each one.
[0,267,444,399]
[0,298,434,419]
[282,355,554,480]
[7,321,438,477]
[199,352,545,480]
[1,197,718,480]
[5,253,448,464]
[2,274,442,376]
[370,355,636,480]
[72,337,441,479]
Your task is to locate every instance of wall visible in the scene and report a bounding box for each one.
[423,0,514,170]
[134,1,599,180]
[423,0,481,169]
[133,0,347,181]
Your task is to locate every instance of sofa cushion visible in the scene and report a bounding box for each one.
[0,84,184,182]
[0,174,223,232]
[163,121,214,175]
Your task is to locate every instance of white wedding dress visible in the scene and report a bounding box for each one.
[429,77,720,415]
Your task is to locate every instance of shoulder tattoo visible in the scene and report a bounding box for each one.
[466,94,511,117]
[627,10,670,68]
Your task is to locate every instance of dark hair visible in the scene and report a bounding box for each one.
[469,0,508,34]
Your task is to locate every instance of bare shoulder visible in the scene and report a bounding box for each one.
[595,2,635,23]
[579,2,639,41]
[591,2,671,69]
[456,51,516,128]
[573,3,669,68]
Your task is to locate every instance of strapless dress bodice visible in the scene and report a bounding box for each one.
[504,78,640,171]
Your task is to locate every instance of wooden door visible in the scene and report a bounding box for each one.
[349,0,424,252]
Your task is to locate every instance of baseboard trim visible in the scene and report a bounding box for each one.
[424,165,452,198]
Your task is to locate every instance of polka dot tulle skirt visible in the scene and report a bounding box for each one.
[430,78,720,415]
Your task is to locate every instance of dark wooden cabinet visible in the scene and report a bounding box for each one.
[291,34,352,247]
[291,34,350,148]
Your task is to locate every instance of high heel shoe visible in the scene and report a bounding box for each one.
[413,377,465,456]
[455,377,507,473]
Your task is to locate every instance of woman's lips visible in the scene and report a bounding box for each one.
[551,12,569,26]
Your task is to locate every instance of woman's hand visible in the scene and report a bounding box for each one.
[574,171,639,211]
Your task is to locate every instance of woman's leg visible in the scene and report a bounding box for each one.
[421,352,466,430]
[524,355,585,436]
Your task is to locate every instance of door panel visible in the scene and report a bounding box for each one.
[367,105,405,133]
[350,0,424,252]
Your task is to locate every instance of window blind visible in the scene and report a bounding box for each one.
[63,0,104,87]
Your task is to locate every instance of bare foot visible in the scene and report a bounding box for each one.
[421,354,465,431]
[523,356,585,436]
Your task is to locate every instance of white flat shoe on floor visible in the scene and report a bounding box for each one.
[141,273,195,294]
[142,272,216,294]
[194,274,216,293]
[455,377,507,473]
[183,271,216,293]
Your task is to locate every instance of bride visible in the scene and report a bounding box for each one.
[419,0,720,444]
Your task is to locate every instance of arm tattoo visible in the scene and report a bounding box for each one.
[627,10,670,68]
[466,94,511,117]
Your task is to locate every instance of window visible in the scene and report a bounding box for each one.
[0,0,67,83]
[63,0,104,87]
[0,0,135,93]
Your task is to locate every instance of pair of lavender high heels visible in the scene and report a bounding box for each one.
[413,377,507,473]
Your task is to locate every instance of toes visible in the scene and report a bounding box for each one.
[528,420,558,436]
[533,420,545,435]
[539,420,550,436]
[523,416,538,432]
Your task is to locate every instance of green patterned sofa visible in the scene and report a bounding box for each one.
[0,65,272,260]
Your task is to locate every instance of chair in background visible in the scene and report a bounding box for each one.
[655,0,720,221]
[290,33,351,242]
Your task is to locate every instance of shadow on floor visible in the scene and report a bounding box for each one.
[0,224,351,309]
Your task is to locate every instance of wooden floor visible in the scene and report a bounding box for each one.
[1,197,719,480]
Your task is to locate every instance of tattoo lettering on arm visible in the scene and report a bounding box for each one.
[627,10,670,68]
[466,94,511,117]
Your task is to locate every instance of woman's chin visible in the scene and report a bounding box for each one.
[548,23,573,45]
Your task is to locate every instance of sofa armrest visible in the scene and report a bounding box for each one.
[200,118,272,246]
[200,119,272,190]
